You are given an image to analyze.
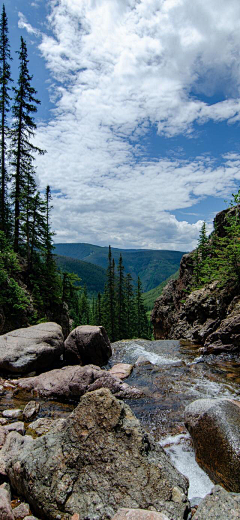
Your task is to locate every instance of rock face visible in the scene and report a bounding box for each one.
[185,398,240,492]
[112,510,170,520]
[192,485,240,519]
[64,325,112,366]
[0,323,64,374]
[151,242,240,354]
[14,364,143,400]
[2,389,189,520]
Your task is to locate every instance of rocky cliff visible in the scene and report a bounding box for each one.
[151,208,240,354]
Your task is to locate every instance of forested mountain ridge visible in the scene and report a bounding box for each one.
[151,199,240,354]
[55,255,107,296]
[54,242,185,292]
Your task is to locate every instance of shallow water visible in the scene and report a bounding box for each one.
[109,339,240,499]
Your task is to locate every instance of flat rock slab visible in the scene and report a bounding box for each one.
[112,509,170,519]
[109,363,133,379]
[2,388,189,520]
[0,323,64,374]
[185,398,240,492]
[15,364,143,400]
[64,325,112,366]
[192,485,240,519]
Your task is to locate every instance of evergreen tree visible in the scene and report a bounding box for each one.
[10,37,44,252]
[125,272,135,338]
[79,284,90,324]
[117,253,127,339]
[0,4,12,234]
[96,292,102,325]
[103,245,116,341]
[135,276,149,339]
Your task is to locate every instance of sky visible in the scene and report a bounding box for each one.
[5,0,240,251]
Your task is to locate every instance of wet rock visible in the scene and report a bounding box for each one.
[23,402,40,422]
[185,398,240,492]
[12,502,30,519]
[0,482,14,520]
[111,510,170,520]
[2,388,189,520]
[109,363,133,379]
[64,325,112,366]
[15,364,143,400]
[2,409,22,420]
[0,323,64,374]
[4,422,25,435]
[192,485,240,519]
[135,356,152,367]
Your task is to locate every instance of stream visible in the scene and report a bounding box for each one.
[108,339,240,500]
[1,338,240,503]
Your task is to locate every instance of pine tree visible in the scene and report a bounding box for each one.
[125,273,135,338]
[10,37,44,252]
[117,253,126,339]
[135,276,149,339]
[0,4,12,234]
[102,246,116,341]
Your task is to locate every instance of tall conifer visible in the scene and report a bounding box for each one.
[0,4,12,234]
[10,37,44,252]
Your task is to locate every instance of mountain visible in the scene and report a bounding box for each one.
[54,243,185,292]
[143,270,179,311]
[55,255,107,296]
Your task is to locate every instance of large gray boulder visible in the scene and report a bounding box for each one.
[185,398,240,492]
[0,323,64,374]
[2,389,189,520]
[14,364,143,399]
[64,325,112,366]
[192,485,240,519]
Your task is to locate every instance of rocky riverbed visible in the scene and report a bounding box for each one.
[0,327,240,519]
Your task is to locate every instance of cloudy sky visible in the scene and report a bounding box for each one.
[6,0,240,250]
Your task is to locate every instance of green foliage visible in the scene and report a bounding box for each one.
[192,192,240,290]
[0,231,30,316]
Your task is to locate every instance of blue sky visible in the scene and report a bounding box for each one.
[5,0,240,250]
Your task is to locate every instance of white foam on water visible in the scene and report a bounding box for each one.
[126,342,179,366]
[160,433,214,500]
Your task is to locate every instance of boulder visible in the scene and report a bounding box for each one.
[112,510,170,519]
[192,485,240,519]
[0,482,14,520]
[15,364,143,400]
[4,422,25,435]
[185,398,240,492]
[64,325,112,366]
[109,363,133,379]
[0,323,64,374]
[2,389,189,520]
[2,409,22,420]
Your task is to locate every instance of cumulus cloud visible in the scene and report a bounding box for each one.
[21,0,240,249]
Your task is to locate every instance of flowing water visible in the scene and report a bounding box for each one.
[1,339,240,501]
[108,339,240,499]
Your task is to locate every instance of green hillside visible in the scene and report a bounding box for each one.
[54,243,185,292]
[55,255,107,296]
[143,271,179,311]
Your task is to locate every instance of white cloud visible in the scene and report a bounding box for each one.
[21,0,240,249]
[18,12,41,36]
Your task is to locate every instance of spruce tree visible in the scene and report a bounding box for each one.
[10,37,44,252]
[135,276,149,339]
[125,272,135,338]
[117,253,127,339]
[0,4,12,234]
